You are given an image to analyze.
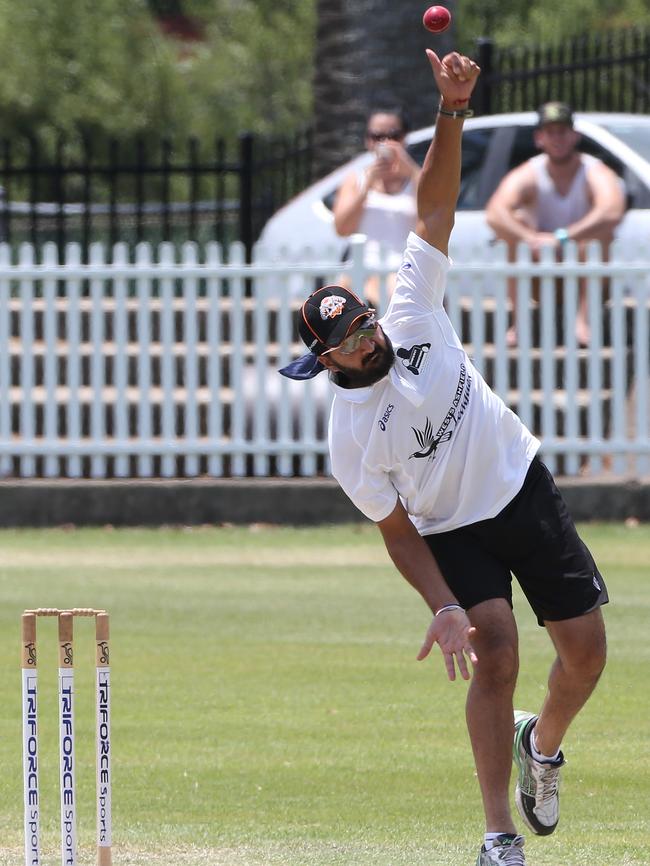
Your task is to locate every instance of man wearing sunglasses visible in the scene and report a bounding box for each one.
[280,48,607,866]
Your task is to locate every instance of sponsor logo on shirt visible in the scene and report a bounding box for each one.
[396,342,431,375]
[378,403,395,431]
[410,363,471,461]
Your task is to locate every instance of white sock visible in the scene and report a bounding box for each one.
[484,833,512,850]
[531,727,560,763]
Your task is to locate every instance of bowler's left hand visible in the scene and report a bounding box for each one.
[417,609,478,681]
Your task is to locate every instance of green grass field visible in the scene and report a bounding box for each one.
[0,523,648,866]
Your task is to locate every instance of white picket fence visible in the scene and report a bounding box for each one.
[0,236,648,479]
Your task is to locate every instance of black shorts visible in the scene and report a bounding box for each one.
[423,457,609,626]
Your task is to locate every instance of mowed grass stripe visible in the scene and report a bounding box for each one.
[0,524,648,866]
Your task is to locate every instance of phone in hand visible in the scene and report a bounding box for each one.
[376,143,393,163]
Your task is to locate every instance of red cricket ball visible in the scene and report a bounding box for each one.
[422,5,451,33]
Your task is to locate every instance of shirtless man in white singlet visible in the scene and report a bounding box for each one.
[486,102,625,346]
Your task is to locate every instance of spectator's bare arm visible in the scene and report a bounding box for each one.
[564,162,626,244]
[485,164,539,245]
[332,171,370,237]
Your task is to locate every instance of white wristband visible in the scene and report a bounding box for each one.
[435,603,465,616]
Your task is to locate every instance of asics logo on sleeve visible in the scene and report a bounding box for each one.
[378,403,395,431]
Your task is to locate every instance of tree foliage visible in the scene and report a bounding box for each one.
[0,0,644,158]
[457,0,648,51]
[0,0,315,151]
[179,0,315,143]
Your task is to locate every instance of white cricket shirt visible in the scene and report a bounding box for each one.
[328,231,540,534]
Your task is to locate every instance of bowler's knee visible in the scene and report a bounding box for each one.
[576,634,607,686]
[552,610,607,682]
[469,599,520,689]
[586,623,607,680]
[473,628,519,689]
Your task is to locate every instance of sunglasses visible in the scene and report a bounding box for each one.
[366,130,404,142]
[322,316,379,356]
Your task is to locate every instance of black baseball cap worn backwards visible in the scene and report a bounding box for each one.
[279,285,372,380]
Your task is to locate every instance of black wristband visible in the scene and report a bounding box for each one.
[437,104,474,119]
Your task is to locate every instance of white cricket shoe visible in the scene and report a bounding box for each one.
[513,710,565,835]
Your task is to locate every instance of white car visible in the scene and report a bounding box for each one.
[258,112,650,258]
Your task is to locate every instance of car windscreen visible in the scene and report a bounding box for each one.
[598,121,650,164]
[408,128,496,210]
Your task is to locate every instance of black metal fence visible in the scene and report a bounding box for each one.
[0,128,312,261]
[472,26,650,116]
[0,25,647,262]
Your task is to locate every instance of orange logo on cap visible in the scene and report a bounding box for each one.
[319,295,347,320]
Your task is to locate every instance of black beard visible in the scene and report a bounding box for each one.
[330,335,395,388]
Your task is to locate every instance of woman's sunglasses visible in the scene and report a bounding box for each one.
[366,130,404,142]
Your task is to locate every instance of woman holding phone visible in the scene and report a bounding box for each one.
[333,109,420,308]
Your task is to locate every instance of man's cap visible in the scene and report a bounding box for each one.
[298,285,371,354]
[537,102,574,128]
[278,285,371,380]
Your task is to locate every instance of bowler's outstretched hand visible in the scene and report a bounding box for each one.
[426,50,480,105]
[417,609,478,681]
